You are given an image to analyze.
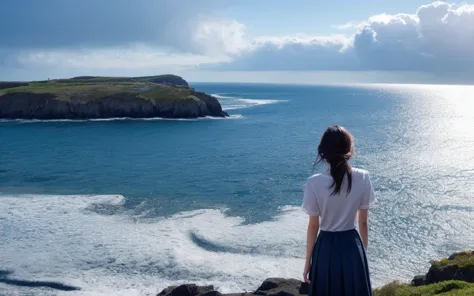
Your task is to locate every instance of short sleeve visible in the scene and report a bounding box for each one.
[302,180,320,216]
[359,171,376,209]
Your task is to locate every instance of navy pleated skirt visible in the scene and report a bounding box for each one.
[308,229,372,296]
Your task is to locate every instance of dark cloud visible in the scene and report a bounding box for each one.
[0,0,220,52]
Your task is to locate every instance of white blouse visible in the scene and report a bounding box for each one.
[302,168,376,232]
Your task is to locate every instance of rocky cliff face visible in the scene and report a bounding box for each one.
[0,91,228,119]
[0,75,228,119]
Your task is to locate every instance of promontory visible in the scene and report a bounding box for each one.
[0,75,229,119]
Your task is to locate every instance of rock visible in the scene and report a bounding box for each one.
[157,284,215,296]
[200,291,222,296]
[254,278,307,296]
[411,275,426,286]
[193,92,228,118]
[421,250,474,285]
[158,286,177,295]
[158,279,307,296]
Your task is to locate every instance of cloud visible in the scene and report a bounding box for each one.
[331,21,368,31]
[0,0,222,54]
[213,1,474,76]
[213,35,359,71]
[18,46,231,69]
[2,1,474,81]
[351,1,474,72]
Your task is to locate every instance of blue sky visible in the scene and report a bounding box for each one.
[1,0,474,84]
[223,0,443,35]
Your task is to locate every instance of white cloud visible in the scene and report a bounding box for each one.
[4,1,474,82]
[216,1,474,76]
[211,34,358,71]
[352,1,474,72]
[193,19,250,55]
[18,45,230,69]
[332,21,368,31]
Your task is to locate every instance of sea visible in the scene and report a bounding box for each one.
[0,82,473,296]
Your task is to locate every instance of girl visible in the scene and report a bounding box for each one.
[302,125,375,296]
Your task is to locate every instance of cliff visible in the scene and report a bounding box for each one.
[0,75,228,119]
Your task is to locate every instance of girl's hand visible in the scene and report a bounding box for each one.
[303,262,311,283]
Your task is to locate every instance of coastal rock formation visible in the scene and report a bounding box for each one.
[376,250,474,295]
[0,75,228,119]
[157,279,309,296]
[412,250,474,286]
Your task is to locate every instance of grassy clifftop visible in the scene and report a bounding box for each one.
[0,81,193,103]
[0,75,228,119]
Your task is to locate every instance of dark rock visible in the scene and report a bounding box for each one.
[200,291,222,296]
[193,92,228,118]
[423,251,474,285]
[425,264,474,284]
[254,278,304,296]
[158,284,215,296]
[158,279,307,296]
[411,275,426,286]
[158,286,178,295]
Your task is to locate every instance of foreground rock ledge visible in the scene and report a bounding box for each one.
[159,251,474,296]
[157,278,309,296]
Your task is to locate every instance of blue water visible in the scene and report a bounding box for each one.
[1,83,473,295]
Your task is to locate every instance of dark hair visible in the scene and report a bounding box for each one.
[314,125,354,195]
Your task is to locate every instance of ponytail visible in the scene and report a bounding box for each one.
[314,125,354,195]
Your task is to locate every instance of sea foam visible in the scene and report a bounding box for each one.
[212,94,287,111]
[0,194,306,296]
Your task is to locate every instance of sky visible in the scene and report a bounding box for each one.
[1,0,474,84]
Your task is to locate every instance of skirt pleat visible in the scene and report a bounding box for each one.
[308,229,372,296]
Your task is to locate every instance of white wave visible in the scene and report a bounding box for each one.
[211,94,233,99]
[0,115,242,124]
[2,193,456,295]
[0,194,306,296]
[212,94,287,111]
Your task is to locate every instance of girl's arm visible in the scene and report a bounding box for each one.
[304,215,319,283]
[358,209,369,250]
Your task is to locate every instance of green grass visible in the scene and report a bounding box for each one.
[50,74,188,86]
[431,251,474,269]
[374,281,474,296]
[0,81,193,103]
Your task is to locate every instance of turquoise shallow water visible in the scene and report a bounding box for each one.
[0,83,473,295]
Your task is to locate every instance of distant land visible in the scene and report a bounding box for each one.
[0,75,229,119]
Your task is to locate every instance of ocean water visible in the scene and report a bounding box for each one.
[0,83,473,296]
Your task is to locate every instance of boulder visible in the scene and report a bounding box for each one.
[254,278,308,296]
[157,279,308,296]
[411,275,426,286]
[157,284,214,296]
